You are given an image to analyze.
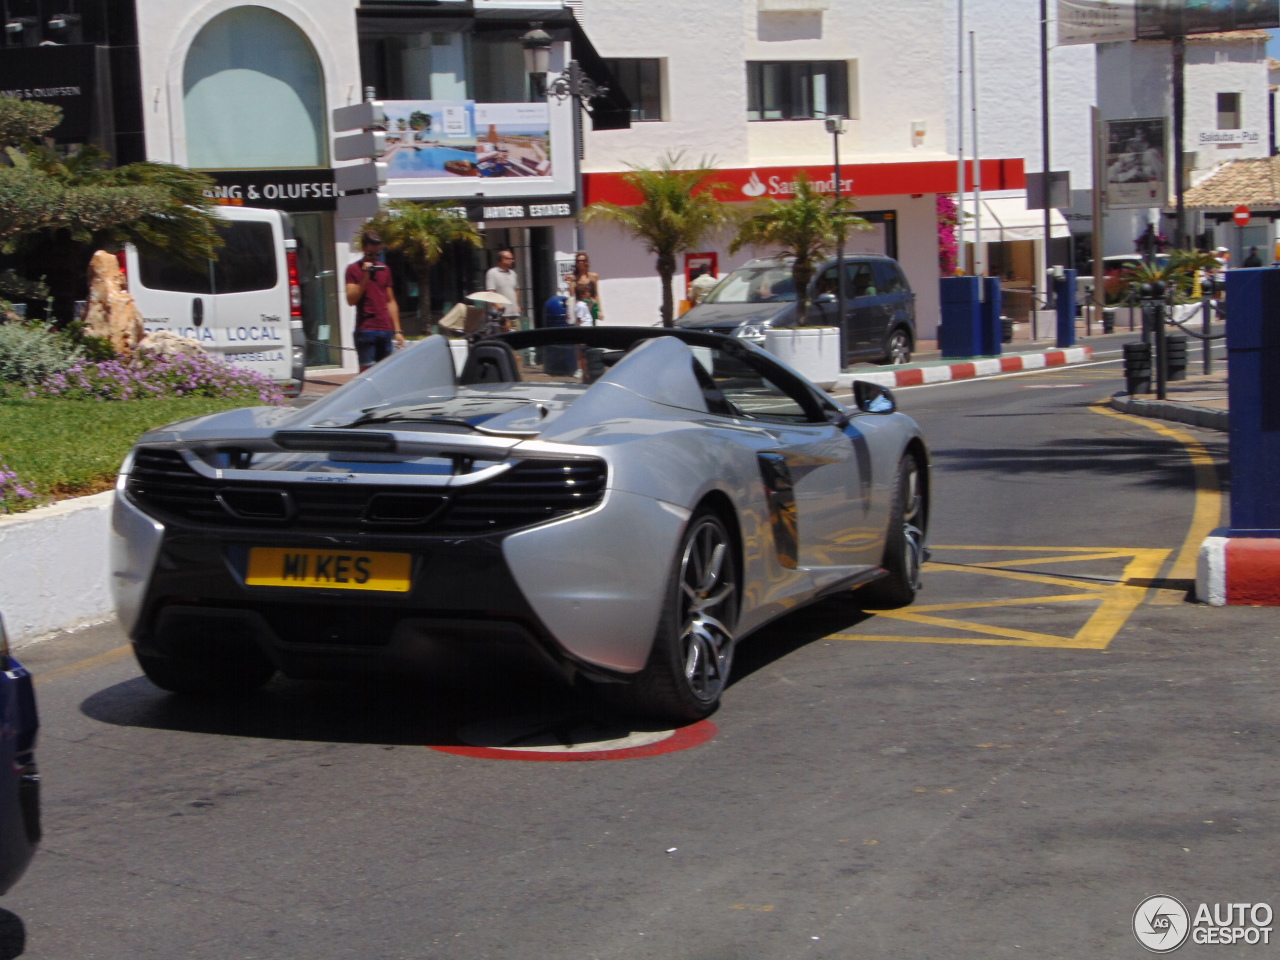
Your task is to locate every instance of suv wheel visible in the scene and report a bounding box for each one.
[880,329,912,365]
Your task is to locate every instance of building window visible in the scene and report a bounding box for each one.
[1218,92,1242,130]
[603,58,663,121]
[184,7,326,168]
[747,61,848,121]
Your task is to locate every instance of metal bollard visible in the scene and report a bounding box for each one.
[1165,333,1188,382]
[1123,341,1152,395]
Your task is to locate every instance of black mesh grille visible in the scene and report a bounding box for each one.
[126,448,606,535]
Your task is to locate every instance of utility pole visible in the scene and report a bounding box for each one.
[956,0,966,272]
[1040,0,1053,279]
[1172,36,1187,248]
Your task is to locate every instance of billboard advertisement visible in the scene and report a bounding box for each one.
[381,100,551,182]
[1058,0,1279,43]
[1105,118,1168,209]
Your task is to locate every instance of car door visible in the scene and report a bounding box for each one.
[710,349,874,581]
[129,245,216,350]
[847,260,890,355]
[872,260,913,346]
[209,210,293,382]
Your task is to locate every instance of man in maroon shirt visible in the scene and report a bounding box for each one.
[344,230,403,370]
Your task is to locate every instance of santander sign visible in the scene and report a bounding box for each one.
[740,169,855,199]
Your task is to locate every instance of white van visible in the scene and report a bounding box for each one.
[122,206,306,396]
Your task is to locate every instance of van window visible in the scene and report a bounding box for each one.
[135,221,276,294]
[850,263,877,298]
[138,254,212,294]
[872,261,906,294]
[703,264,796,303]
[212,222,277,293]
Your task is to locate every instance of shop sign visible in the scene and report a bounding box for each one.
[0,44,105,142]
[1199,129,1262,147]
[464,196,577,222]
[199,169,339,212]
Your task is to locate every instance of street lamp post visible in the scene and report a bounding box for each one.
[825,115,848,339]
[522,25,608,251]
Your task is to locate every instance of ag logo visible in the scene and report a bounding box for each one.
[1134,895,1191,953]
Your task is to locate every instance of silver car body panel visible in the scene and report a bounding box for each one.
[113,331,928,674]
[110,453,166,637]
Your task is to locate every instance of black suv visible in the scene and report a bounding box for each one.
[677,254,916,365]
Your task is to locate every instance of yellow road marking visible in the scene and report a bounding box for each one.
[949,550,1140,569]
[1090,402,1222,604]
[33,644,132,685]
[838,547,1170,649]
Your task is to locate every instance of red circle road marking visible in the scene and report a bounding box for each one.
[430,719,718,762]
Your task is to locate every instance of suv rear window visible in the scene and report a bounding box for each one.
[872,261,907,294]
[703,264,796,303]
[136,221,277,294]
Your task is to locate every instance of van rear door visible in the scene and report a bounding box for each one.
[207,211,291,382]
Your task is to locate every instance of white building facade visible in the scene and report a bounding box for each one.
[578,0,1033,340]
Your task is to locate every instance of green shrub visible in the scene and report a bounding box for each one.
[0,321,83,386]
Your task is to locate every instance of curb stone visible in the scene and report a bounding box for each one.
[1108,394,1228,432]
[838,346,1094,389]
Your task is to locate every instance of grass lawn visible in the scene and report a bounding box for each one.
[0,396,259,508]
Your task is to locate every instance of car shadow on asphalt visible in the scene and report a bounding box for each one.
[932,435,1229,489]
[78,599,876,746]
[730,595,875,685]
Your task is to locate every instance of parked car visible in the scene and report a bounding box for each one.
[678,254,917,365]
[0,615,39,894]
[120,206,307,396]
[109,327,930,722]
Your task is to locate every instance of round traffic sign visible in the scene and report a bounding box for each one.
[1234,205,1251,227]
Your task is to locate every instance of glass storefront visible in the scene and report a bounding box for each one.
[292,213,342,366]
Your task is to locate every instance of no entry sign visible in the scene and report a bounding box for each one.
[1234,205,1252,227]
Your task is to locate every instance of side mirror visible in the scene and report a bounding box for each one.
[853,380,896,414]
[814,292,836,304]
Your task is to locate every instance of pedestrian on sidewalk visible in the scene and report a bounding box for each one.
[345,230,403,372]
[485,250,523,332]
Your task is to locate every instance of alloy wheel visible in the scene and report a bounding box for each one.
[678,518,738,703]
[888,331,912,365]
[900,459,925,589]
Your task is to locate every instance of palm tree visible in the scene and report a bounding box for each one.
[730,171,868,321]
[581,151,730,327]
[364,200,483,331]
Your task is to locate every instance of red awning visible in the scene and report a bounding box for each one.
[584,158,1025,206]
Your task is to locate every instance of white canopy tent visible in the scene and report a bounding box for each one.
[972,196,1071,244]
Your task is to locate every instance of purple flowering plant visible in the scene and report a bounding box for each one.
[25,352,286,405]
[937,194,960,276]
[0,456,35,514]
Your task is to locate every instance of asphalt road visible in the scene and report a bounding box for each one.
[6,357,1277,960]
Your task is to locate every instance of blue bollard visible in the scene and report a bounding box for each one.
[979,277,1003,357]
[1225,267,1280,534]
[939,276,983,359]
[1054,269,1077,348]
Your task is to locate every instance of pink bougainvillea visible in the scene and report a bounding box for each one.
[937,194,959,277]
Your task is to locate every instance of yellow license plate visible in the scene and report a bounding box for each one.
[246,547,412,592]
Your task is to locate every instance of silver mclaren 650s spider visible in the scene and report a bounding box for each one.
[110,327,930,722]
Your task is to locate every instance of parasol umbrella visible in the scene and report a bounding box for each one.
[465,290,512,305]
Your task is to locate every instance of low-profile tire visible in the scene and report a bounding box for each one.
[135,643,276,698]
[600,510,739,724]
[858,455,926,609]
[878,328,912,365]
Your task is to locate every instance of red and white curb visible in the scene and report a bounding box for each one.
[1197,535,1280,606]
[838,346,1094,389]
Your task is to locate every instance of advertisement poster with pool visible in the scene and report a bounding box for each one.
[381,100,551,181]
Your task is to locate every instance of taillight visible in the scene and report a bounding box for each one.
[286,251,302,318]
[116,250,128,288]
